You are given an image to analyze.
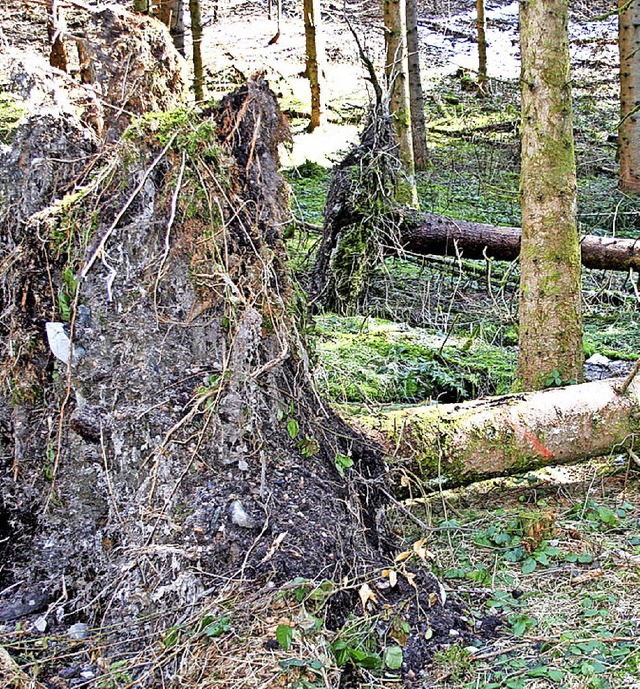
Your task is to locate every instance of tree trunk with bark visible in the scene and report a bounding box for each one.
[618,0,640,193]
[189,0,204,100]
[156,0,185,55]
[518,0,583,390]
[304,0,325,131]
[359,375,640,487]
[133,0,149,14]
[476,0,487,93]
[397,211,640,272]
[406,0,428,170]
[383,0,418,206]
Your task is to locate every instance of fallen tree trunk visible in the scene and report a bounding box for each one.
[399,213,640,272]
[357,376,640,487]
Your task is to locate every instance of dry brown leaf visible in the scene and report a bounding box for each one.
[571,569,605,585]
[359,583,378,612]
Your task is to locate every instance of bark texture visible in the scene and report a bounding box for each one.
[406,0,428,169]
[189,0,204,100]
[304,0,325,131]
[618,0,640,192]
[157,0,185,55]
[476,0,487,93]
[518,0,583,390]
[359,376,640,487]
[399,212,640,272]
[384,0,418,206]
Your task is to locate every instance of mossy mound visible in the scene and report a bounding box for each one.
[313,315,516,404]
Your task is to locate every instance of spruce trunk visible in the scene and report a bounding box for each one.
[383,0,418,206]
[406,0,428,170]
[304,0,324,131]
[476,0,487,93]
[518,0,583,390]
[618,0,640,192]
[358,377,640,487]
[189,0,204,101]
[397,212,640,273]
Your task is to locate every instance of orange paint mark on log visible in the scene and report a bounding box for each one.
[511,422,554,460]
[523,430,554,460]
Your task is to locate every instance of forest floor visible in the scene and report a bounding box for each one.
[276,1,640,687]
[2,0,640,688]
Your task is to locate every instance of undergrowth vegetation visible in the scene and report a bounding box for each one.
[283,43,640,688]
[409,467,640,688]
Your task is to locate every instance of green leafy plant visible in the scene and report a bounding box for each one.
[334,452,354,478]
[201,614,232,638]
[331,639,381,669]
[276,623,294,651]
[508,613,537,637]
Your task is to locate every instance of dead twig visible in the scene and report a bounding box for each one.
[615,356,640,395]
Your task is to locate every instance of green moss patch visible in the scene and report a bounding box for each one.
[0,92,25,145]
[313,315,516,404]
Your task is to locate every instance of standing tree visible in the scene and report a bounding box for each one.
[405,0,428,170]
[518,0,583,390]
[304,0,325,130]
[189,0,204,101]
[476,0,487,94]
[618,0,640,192]
[383,0,418,206]
[153,0,186,55]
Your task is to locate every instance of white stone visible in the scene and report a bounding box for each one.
[45,322,72,364]
[586,353,610,366]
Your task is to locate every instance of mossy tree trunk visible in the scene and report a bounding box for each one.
[406,0,428,170]
[304,0,325,131]
[383,0,418,206]
[189,0,204,101]
[359,376,640,487]
[476,0,487,94]
[618,0,640,193]
[133,0,149,14]
[517,0,583,390]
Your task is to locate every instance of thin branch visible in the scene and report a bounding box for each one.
[80,133,178,282]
